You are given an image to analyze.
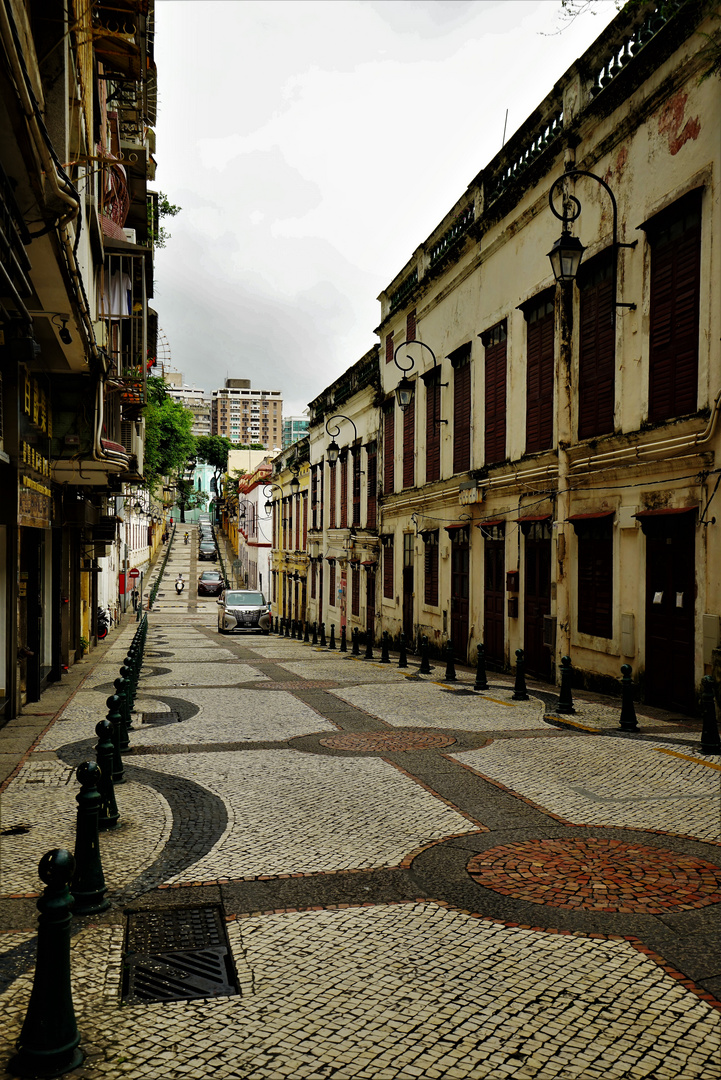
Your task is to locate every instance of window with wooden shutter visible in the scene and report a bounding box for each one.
[578,252,614,440]
[481,321,507,465]
[402,395,415,489]
[302,492,308,546]
[424,370,441,483]
[329,463,337,528]
[645,191,701,423]
[382,535,394,599]
[524,294,554,453]
[366,443,377,529]
[352,450,361,525]
[406,309,416,343]
[351,564,360,615]
[450,343,472,474]
[423,530,439,606]
[385,331,394,365]
[311,560,317,600]
[340,453,348,528]
[328,560,336,607]
[311,466,318,530]
[383,401,395,494]
[318,462,324,530]
[575,516,613,638]
[295,494,300,549]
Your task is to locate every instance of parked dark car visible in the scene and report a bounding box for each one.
[217,590,271,634]
[198,541,217,562]
[198,570,224,597]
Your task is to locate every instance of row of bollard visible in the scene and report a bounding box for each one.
[268,614,721,753]
[148,526,175,609]
[9,614,150,1077]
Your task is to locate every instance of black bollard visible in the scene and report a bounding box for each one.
[95,720,120,831]
[274,616,279,634]
[304,620,310,643]
[444,640,456,681]
[285,618,291,638]
[279,617,285,637]
[398,633,408,668]
[329,624,336,650]
[700,676,721,754]
[71,762,110,916]
[512,648,529,700]
[320,622,327,647]
[340,625,347,652]
[619,664,638,731]
[364,629,374,660]
[381,631,391,664]
[8,850,83,1078]
[113,675,130,751]
[419,636,431,675]
[105,694,125,784]
[556,655,575,715]
[352,627,360,656]
[312,621,318,646]
[474,643,489,691]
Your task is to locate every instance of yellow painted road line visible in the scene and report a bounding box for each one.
[545,715,600,733]
[430,682,518,707]
[654,747,721,770]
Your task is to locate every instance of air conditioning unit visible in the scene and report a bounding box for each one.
[123,228,137,244]
[120,419,144,475]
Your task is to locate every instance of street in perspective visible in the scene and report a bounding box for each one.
[0,526,719,1079]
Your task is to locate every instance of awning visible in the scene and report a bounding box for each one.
[477,518,505,528]
[444,523,469,534]
[361,560,377,567]
[567,511,614,522]
[515,514,551,523]
[634,507,697,517]
[634,506,697,534]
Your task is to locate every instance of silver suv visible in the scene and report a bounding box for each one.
[217,590,271,634]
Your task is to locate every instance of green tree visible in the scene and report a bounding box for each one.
[143,393,196,492]
[195,434,234,499]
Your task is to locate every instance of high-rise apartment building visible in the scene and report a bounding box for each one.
[282,412,309,448]
[211,379,283,449]
[164,372,211,437]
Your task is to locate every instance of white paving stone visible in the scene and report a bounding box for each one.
[138,663,269,688]
[452,736,721,841]
[126,750,477,881]
[329,682,547,731]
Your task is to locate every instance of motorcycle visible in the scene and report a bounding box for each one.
[97,607,110,640]
[175,578,185,594]
[184,533,189,545]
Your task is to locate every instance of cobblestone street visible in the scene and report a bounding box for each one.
[1,535,720,1079]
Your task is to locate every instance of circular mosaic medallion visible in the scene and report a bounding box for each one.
[319,731,456,752]
[467,837,721,913]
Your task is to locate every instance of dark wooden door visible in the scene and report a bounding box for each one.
[483,527,505,667]
[645,514,696,713]
[450,529,470,659]
[402,533,414,641]
[524,521,552,681]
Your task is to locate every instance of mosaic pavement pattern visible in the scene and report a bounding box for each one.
[130,750,478,882]
[1,904,719,1079]
[452,738,721,841]
[329,682,548,731]
[467,836,721,913]
[1,761,171,896]
[319,731,457,752]
[137,663,270,688]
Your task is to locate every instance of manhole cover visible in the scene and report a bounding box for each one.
[467,837,721,913]
[123,906,238,1004]
[319,731,456,752]
[141,710,181,726]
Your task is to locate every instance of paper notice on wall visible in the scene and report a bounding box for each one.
[653,591,663,604]
[676,592,684,608]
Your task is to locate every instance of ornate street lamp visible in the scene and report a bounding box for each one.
[547,168,637,304]
[325,414,358,467]
[263,482,284,514]
[392,340,448,423]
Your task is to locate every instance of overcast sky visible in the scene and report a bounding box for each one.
[152,0,619,416]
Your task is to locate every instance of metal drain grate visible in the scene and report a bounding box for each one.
[123,907,238,1004]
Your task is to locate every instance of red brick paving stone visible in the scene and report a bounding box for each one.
[319,731,456,752]
[466,837,721,913]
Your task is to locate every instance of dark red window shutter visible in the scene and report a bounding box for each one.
[352,565,360,615]
[482,321,507,465]
[525,295,554,453]
[383,402,395,494]
[406,309,416,342]
[302,492,308,547]
[424,531,439,606]
[383,538,394,599]
[295,494,300,549]
[451,347,472,474]
[402,396,415,489]
[366,444,377,529]
[340,455,348,528]
[578,253,614,440]
[352,451,361,525]
[385,332,394,365]
[318,463,324,530]
[311,560,317,600]
[329,465,336,528]
[329,561,336,606]
[576,518,613,638]
[311,467,318,530]
[647,193,701,423]
[424,371,441,483]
